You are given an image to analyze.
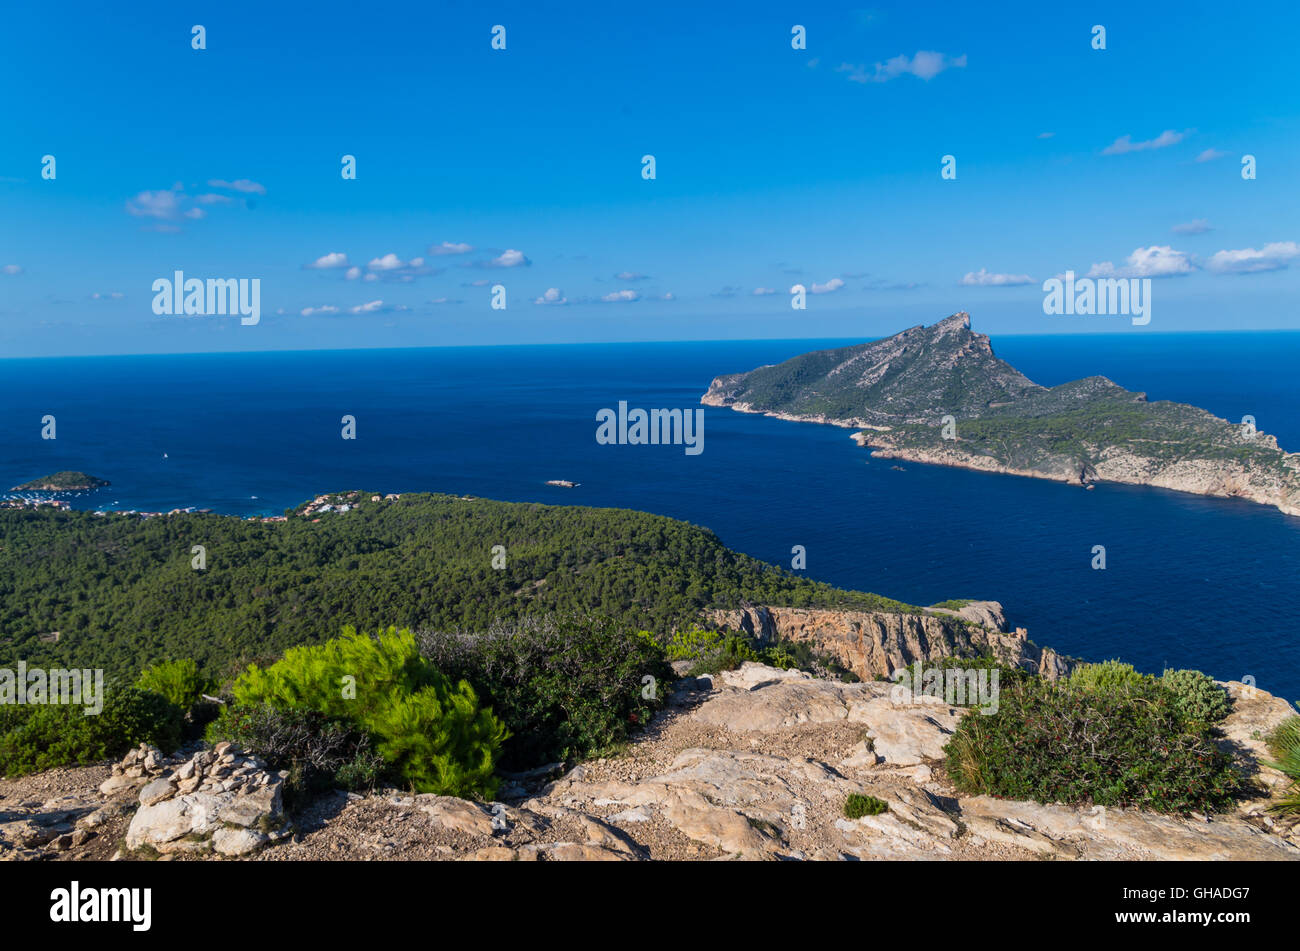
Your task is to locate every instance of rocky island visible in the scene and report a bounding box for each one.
[10,471,110,491]
[702,313,1300,516]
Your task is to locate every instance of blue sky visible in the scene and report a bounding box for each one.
[2,0,1298,356]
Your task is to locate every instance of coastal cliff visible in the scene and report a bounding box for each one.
[702,313,1300,516]
[707,602,1073,681]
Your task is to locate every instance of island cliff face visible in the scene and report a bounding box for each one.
[702,313,1300,516]
[707,602,1073,682]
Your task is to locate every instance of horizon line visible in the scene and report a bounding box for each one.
[4,325,1299,361]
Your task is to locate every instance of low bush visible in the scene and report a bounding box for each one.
[663,624,845,678]
[844,793,888,818]
[225,626,506,798]
[1265,713,1300,817]
[1160,668,1231,725]
[896,654,1029,707]
[1068,659,1151,695]
[419,614,672,769]
[0,685,182,777]
[205,702,384,803]
[943,676,1240,814]
[135,658,212,711]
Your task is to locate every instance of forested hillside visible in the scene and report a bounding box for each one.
[0,493,918,678]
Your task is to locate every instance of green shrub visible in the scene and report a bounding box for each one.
[136,658,213,711]
[897,654,1029,707]
[1069,659,1152,694]
[758,643,798,671]
[944,677,1240,814]
[1265,714,1300,817]
[420,614,671,770]
[844,793,888,818]
[1160,668,1231,725]
[228,626,506,798]
[665,625,766,676]
[930,599,975,611]
[206,702,384,803]
[0,685,182,777]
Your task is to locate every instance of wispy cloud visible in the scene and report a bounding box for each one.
[1171,219,1212,235]
[837,50,966,84]
[615,271,649,281]
[3,264,23,275]
[1206,241,1300,274]
[1195,148,1227,163]
[300,305,340,316]
[1101,129,1190,156]
[429,241,473,255]
[207,178,266,195]
[126,189,182,220]
[601,289,639,302]
[474,249,531,269]
[752,287,778,296]
[960,268,1033,287]
[810,277,845,294]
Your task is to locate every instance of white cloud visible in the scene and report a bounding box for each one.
[752,287,777,295]
[207,178,266,195]
[615,271,649,281]
[183,207,206,220]
[308,252,350,269]
[194,193,234,205]
[1037,132,1055,139]
[811,277,846,294]
[960,268,1033,287]
[837,50,966,84]
[1101,129,1189,156]
[126,189,181,219]
[660,292,675,301]
[601,289,639,302]
[1206,241,1300,274]
[429,241,473,255]
[349,299,385,314]
[2,264,22,275]
[1171,219,1212,235]
[344,266,362,280]
[368,253,406,271]
[534,287,568,305]
[300,305,340,316]
[1088,245,1194,278]
[90,291,124,300]
[488,249,530,268]
[1195,148,1227,163]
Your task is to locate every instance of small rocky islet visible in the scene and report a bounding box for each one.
[10,471,110,492]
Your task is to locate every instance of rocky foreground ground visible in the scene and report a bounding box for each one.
[3,663,1298,862]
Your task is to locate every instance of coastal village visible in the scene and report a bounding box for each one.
[0,489,405,521]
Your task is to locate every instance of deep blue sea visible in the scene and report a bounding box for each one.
[3,333,1299,699]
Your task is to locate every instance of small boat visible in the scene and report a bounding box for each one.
[545,480,581,488]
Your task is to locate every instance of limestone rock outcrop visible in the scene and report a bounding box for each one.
[708,605,1071,682]
[125,742,290,856]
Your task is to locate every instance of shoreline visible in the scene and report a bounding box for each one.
[701,395,1300,518]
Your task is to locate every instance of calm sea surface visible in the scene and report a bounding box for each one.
[3,333,1298,697]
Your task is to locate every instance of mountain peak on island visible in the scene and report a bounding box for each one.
[703,312,1041,427]
[701,312,1300,516]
